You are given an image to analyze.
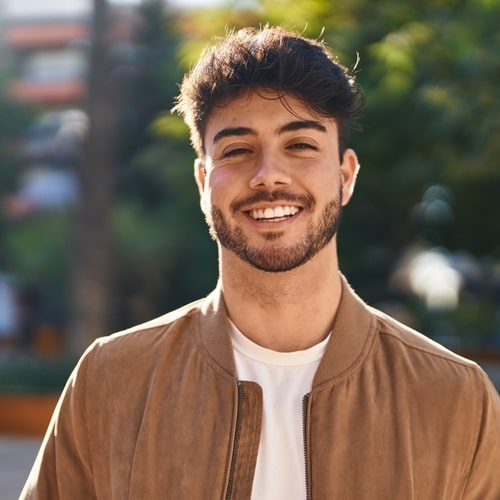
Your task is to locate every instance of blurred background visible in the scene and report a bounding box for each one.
[0,0,499,420]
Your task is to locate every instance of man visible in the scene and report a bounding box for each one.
[22,26,500,499]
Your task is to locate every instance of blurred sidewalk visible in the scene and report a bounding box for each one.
[0,435,41,500]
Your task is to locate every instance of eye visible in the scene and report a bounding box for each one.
[222,147,252,158]
[288,142,318,151]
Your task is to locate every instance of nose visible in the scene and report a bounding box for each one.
[249,151,292,189]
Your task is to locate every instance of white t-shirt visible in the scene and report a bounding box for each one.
[230,321,329,499]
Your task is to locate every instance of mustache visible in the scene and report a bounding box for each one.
[231,190,314,212]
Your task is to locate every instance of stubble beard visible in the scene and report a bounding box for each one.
[207,187,344,273]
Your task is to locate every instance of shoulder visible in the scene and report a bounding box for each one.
[370,305,474,365]
[80,296,209,372]
[366,306,500,440]
[368,305,496,395]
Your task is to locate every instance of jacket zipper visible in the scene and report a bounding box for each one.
[225,381,245,500]
[302,393,311,500]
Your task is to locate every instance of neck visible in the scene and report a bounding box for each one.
[220,244,342,352]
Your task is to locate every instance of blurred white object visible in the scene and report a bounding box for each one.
[19,167,78,210]
[0,274,18,337]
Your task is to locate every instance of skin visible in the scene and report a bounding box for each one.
[195,92,359,351]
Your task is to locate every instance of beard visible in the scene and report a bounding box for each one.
[206,187,343,273]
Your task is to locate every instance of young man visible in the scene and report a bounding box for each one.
[22,26,500,499]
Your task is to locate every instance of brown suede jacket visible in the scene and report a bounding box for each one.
[21,276,500,499]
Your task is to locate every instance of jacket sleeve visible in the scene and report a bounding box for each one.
[19,349,96,500]
[462,370,500,498]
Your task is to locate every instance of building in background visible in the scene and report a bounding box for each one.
[0,0,91,217]
[1,0,90,108]
[1,0,141,216]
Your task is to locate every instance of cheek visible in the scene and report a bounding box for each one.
[208,170,240,204]
[201,178,229,216]
[314,171,342,200]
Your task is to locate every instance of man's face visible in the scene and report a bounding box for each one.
[196,92,359,273]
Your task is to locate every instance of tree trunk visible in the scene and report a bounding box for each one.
[70,0,117,354]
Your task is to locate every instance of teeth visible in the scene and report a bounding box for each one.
[250,206,299,220]
[264,208,274,218]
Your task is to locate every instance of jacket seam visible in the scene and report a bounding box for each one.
[459,375,490,498]
[81,349,97,496]
[196,336,237,381]
[378,329,479,369]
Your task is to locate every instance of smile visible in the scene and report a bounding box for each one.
[248,205,300,221]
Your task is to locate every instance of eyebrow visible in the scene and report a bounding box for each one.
[213,127,256,144]
[212,120,327,145]
[277,120,327,135]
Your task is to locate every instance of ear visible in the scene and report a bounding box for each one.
[194,158,206,195]
[339,148,360,206]
[194,158,210,215]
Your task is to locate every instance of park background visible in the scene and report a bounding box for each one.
[0,0,499,439]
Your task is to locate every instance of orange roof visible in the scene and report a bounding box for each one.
[7,79,85,105]
[3,23,88,48]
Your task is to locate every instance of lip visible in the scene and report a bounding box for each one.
[232,191,312,212]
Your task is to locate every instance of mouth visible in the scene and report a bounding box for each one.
[247,205,301,222]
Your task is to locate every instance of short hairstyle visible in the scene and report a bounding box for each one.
[173,26,364,158]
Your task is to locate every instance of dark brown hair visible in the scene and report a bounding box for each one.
[173,26,364,158]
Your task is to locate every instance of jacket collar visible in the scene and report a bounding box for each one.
[197,281,237,380]
[312,275,375,388]
[199,275,375,386]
